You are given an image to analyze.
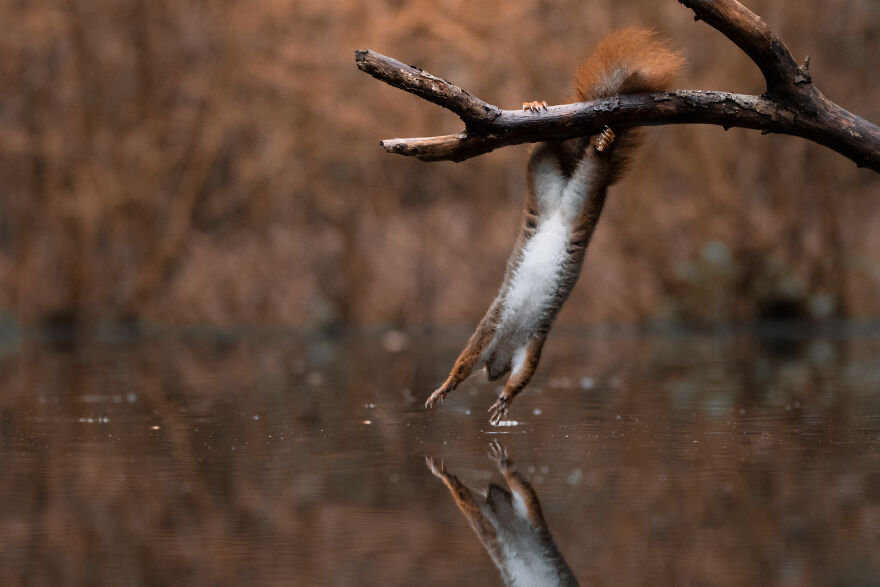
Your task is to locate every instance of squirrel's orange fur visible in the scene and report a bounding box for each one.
[426,29,683,424]
[563,28,685,184]
[574,28,683,101]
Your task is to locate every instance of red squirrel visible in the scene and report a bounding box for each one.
[427,443,578,586]
[426,29,684,424]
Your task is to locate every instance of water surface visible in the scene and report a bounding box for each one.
[1,328,879,585]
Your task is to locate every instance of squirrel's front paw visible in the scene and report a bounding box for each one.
[425,386,450,408]
[522,100,549,112]
[488,396,511,425]
[425,456,448,478]
[487,441,512,470]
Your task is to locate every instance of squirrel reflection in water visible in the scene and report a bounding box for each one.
[426,442,578,587]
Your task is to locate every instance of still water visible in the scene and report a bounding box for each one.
[0,327,878,586]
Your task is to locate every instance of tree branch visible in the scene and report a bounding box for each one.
[678,0,805,96]
[354,50,501,126]
[375,90,794,161]
[355,0,880,172]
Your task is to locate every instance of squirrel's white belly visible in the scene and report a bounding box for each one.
[499,212,570,334]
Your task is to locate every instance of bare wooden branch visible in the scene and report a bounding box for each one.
[678,0,804,96]
[355,0,880,172]
[354,50,501,126]
[375,90,795,161]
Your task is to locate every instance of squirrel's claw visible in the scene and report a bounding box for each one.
[592,126,616,152]
[488,396,511,425]
[425,386,449,408]
[487,441,511,469]
[521,100,549,112]
[426,456,448,478]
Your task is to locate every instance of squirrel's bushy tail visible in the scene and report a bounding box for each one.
[572,28,683,182]
[575,28,683,101]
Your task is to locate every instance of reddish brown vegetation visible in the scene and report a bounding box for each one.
[0,0,877,328]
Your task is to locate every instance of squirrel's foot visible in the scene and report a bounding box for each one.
[487,441,512,471]
[591,126,616,152]
[488,395,511,425]
[425,384,452,408]
[522,100,549,112]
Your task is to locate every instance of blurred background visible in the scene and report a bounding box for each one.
[0,0,878,332]
[2,4,880,584]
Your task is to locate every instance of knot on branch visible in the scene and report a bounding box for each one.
[794,55,812,85]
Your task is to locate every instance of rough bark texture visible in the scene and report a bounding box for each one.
[355,0,880,172]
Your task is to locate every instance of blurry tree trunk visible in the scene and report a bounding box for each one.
[122,107,224,315]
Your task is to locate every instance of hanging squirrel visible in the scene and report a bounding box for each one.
[426,29,683,424]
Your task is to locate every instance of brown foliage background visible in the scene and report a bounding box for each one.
[0,0,878,329]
